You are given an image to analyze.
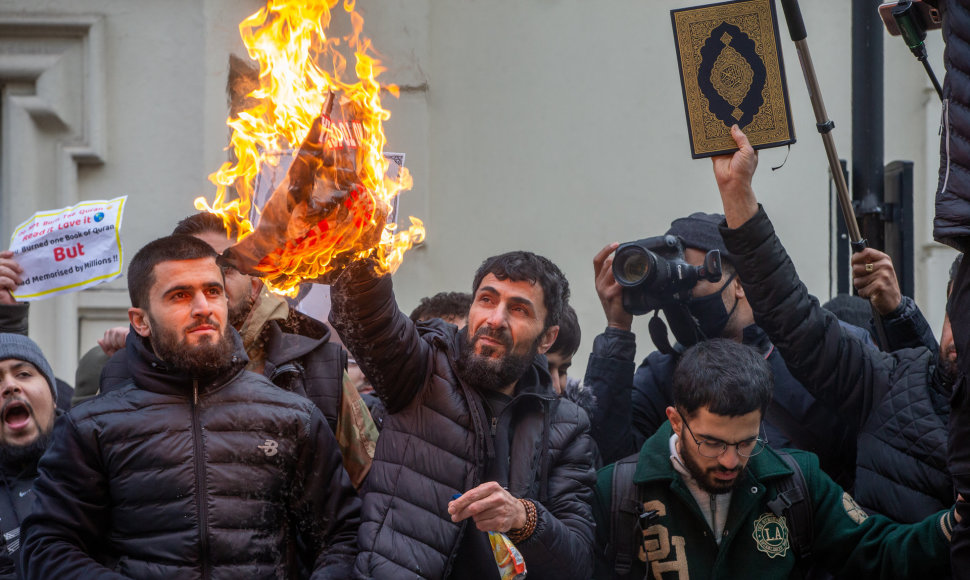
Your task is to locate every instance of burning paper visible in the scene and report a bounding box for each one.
[197,0,424,295]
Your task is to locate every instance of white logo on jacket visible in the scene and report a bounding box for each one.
[752,512,790,558]
[258,439,279,456]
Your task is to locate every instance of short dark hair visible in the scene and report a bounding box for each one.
[548,303,581,357]
[472,251,569,329]
[172,212,238,238]
[673,338,772,418]
[128,235,218,308]
[409,291,472,323]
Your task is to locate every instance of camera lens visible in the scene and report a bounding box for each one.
[614,246,654,287]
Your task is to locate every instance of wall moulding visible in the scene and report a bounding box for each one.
[0,13,107,379]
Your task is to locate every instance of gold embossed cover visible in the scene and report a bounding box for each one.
[671,0,795,158]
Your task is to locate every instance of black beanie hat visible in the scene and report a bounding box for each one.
[665,212,730,262]
[0,333,57,404]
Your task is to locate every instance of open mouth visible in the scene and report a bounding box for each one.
[2,401,32,431]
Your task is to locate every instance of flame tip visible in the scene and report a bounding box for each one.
[209,0,422,294]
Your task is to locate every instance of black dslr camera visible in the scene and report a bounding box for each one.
[612,235,722,315]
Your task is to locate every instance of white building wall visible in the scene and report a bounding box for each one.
[0,0,952,382]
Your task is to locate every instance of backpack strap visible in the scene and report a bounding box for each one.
[766,450,814,563]
[608,454,658,578]
[326,341,348,406]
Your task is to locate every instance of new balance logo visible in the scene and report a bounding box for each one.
[258,439,279,456]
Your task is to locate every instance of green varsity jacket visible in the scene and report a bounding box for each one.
[593,422,953,579]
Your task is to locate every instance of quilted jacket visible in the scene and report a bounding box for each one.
[20,330,361,579]
[329,264,597,580]
[721,206,953,523]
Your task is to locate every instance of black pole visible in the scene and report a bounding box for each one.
[852,0,885,251]
[780,0,889,348]
[779,0,862,244]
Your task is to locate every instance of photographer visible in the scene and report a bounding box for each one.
[585,215,931,491]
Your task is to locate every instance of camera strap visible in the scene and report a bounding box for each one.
[648,311,677,356]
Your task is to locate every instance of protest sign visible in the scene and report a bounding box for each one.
[9,197,127,301]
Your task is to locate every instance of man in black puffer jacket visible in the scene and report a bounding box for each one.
[934,0,970,250]
[92,212,379,488]
[330,251,596,580]
[20,235,360,579]
[932,1,970,575]
[715,125,954,524]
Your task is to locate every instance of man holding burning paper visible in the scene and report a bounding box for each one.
[61,0,591,575]
[329,250,596,579]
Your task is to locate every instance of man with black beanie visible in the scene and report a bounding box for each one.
[584,212,930,493]
[0,333,58,578]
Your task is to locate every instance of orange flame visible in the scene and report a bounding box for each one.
[196,0,424,295]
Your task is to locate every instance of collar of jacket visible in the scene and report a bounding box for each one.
[740,324,773,356]
[930,360,956,398]
[0,448,42,480]
[632,421,794,487]
[262,309,331,373]
[124,327,249,398]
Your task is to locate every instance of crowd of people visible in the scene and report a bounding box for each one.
[3,2,970,578]
[0,125,960,580]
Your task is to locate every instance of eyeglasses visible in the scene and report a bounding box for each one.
[678,411,766,458]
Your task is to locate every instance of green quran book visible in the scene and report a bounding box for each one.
[671,0,796,158]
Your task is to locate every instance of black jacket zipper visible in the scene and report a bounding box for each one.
[192,380,210,578]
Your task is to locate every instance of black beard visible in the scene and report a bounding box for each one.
[939,348,959,384]
[679,440,745,495]
[0,429,53,471]
[149,314,235,378]
[228,295,254,329]
[455,326,539,393]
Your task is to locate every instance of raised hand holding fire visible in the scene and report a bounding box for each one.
[712,125,759,229]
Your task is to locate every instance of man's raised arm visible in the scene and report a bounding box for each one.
[328,261,432,413]
[711,125,894,431]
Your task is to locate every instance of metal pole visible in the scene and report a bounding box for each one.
[779,0,893,348]
[779,0,864,246]
[853,0,885,251]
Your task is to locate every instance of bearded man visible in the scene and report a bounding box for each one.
[329,251,597,579]
[593,339,955,579]
[20,235,360,579]
[0,334,58,578]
